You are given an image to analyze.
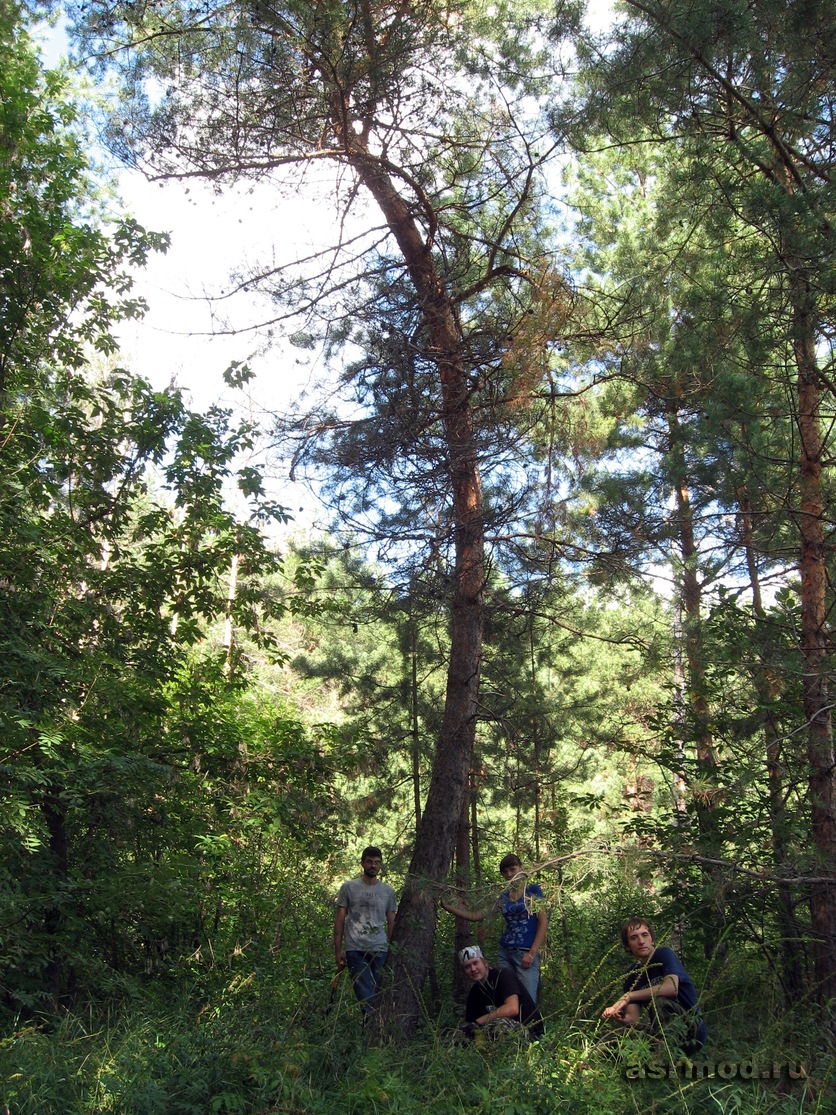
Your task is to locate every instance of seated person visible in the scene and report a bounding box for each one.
[602,918,707,1054]
[458,945,545,1041]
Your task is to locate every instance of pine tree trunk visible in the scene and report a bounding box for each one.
[738,490,806,1003]
[668,406,725,960]
[333,106,486,1040]
[410,618,422,830]
[792,271,836,1005]
[42,786,72,1007]
[452,794,473,1002]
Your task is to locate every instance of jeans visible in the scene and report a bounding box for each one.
[498,945,540,1003]
[345,950,387,1012]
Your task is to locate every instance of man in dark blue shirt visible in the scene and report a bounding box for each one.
[602,918,707,1053]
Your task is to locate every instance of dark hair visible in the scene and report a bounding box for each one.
[498,853,523,874]
[621,918,655,951]
[361,846,383,861]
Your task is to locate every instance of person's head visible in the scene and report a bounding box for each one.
[621,918,655,960]
[498,853,523,881]
[360,847,383,878]
[458,944,489,983]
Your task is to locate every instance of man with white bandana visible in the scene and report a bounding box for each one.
[457,945,544,1041]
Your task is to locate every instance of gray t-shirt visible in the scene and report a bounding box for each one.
[336,877,397,952]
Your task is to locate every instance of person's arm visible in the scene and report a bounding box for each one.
[473,993,520,1026]
[386,909,396,938]
[602,974,679,1021]
[440,895,490,922]
[521,907,548,970]
[334,905,347,970]
[601,996,641,1024]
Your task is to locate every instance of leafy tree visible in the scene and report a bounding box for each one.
[269,540,447,846]
[69,0,577,1034]
[566,0,836,998]
[0,5,338,1008]
[558,138,824,979]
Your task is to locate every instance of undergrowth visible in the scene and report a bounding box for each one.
[1,964,832,1115]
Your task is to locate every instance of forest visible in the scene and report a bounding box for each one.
[1,0,834,1112]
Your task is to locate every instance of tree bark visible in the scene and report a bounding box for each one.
[42,786,72,1007]
[668,405,725,960]
[791,270,836,1004]
[452,792,474,1002]
[529,619,542,861]
[410,617,421,831]
[738,489,806,1004]
[330,79,486,1040]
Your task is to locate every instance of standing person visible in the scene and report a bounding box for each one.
[440,853,548,1003]
[334,846,397,1016]
[602,917,707,1053]
[457,945,544,1041]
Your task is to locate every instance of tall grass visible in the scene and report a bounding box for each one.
[2,965,831,1115]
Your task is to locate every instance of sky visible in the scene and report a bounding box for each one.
[33,16,335,531]
[114,173,327,415]
[33,1,617,535]
[113,170,330,529]
[35,0,617,402]
[108,0,617,400]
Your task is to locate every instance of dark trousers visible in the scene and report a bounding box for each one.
[345,949,386,1012]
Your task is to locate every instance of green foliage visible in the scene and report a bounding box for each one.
[0,354,310,1001]
[0,12,167,385]
[2,920,832,1115]
[554,0,836,971]
[0,2,339,1014]
[1,6,834,1111]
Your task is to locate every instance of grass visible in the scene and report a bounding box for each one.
[1,968,832,1115]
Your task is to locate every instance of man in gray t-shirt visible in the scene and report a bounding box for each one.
[334,846,397,1014]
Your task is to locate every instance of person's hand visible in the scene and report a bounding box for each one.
[601,994,629,1020]
[521,952,534,969]
[335,952,346,972]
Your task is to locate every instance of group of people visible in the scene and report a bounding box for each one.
[334,847,706,1052]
